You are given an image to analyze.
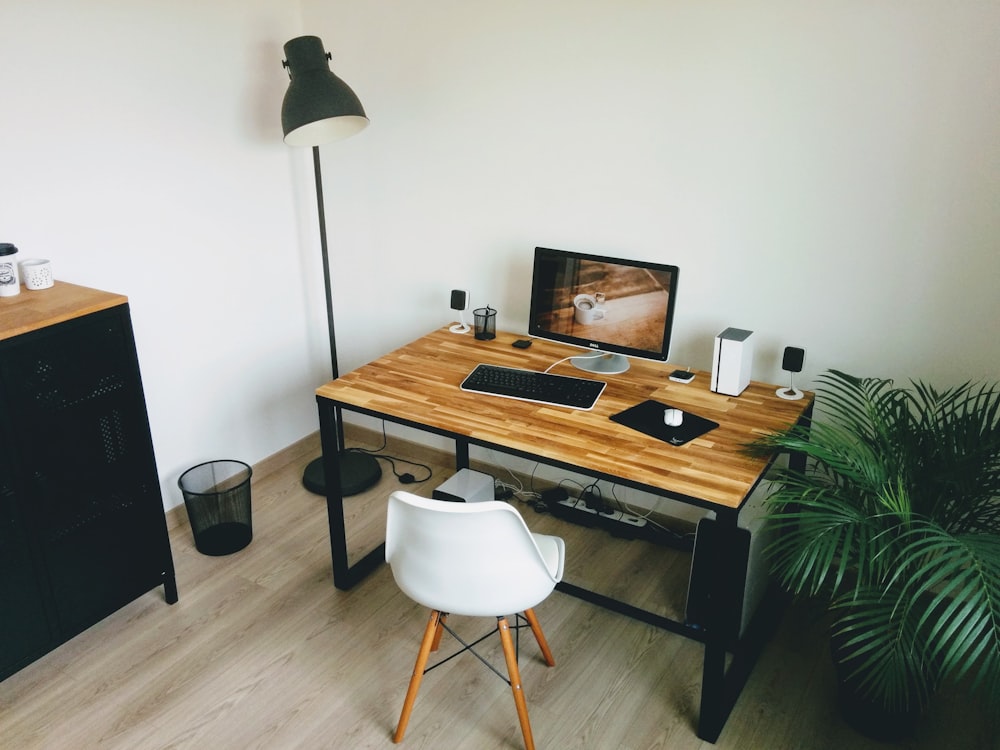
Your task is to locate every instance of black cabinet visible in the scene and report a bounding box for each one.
[0,284,177,680]
[0,444,52,677]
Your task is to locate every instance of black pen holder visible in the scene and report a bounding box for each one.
[473,306,497,340]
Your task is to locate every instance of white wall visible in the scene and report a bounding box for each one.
[309,0,1000,387]
[1,1,327,511]
[303,0,1000,519]
[3,1,999,512]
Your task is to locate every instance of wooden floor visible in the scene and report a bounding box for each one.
[1,434,995,749]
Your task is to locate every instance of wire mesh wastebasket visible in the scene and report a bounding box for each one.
[178,460,253,556]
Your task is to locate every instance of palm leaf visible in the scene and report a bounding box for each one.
[892,528,1000,700]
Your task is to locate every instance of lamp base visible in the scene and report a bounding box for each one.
[302,452,382,497]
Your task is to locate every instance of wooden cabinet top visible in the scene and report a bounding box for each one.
[0,282,128,342]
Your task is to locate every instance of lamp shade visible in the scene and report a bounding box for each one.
[281,36,368,146]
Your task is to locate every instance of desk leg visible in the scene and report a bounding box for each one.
[695,509,745,743]
[699,639,728,742]
[697,407,812,741]
[318,400,387,590]
[455,439,469,470]
[319,400,351,589]
[788,403,812,475]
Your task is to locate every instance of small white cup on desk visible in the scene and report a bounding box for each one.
[20,259,54,290]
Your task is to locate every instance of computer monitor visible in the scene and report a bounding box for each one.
[527,246,679,374]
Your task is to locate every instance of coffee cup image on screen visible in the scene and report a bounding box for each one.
[573,293,606,325]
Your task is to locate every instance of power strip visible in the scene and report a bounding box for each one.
[556,497,599,527]
[553,497,648,539]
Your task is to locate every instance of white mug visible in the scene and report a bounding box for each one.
[573,293,606,325]
[20,259,54,290]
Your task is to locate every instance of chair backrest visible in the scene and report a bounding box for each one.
[385,491,562,617]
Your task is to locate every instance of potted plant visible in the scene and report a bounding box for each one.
[749,369,1000,740]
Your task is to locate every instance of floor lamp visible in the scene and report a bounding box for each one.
[281,35,381,497]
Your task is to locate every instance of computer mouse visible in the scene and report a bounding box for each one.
[664,408,683,428]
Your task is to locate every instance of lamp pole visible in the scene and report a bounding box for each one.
[312,145,339,380]
[282,35,380,497]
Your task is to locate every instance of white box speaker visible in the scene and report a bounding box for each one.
[432,468,495,503]
[710,327,754,397]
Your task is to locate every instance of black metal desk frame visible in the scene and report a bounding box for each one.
[316,391,811,743]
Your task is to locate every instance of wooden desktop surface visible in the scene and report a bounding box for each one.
[316,327,813,510]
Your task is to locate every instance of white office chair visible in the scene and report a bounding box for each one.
[385,490,565,750]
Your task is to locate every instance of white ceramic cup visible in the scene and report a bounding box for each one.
[573,293,606,325]
[20,259,54,290]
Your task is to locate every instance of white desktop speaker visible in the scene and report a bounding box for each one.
[710,327,754,397]
[449,289,470,334]
[777,346,805,400]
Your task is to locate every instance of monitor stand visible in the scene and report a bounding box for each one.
[571,351,630,375]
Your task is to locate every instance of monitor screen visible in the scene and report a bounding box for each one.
[527,246,679,374]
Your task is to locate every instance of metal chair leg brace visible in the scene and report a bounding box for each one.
[420,612,533,686]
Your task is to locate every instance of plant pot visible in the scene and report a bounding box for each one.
[834,674,922,742]
[830,628,924,742]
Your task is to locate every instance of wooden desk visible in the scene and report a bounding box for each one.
[315,327,813,742]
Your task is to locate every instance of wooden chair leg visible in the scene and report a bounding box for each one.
[498,616,536,750]
[522,608,555,667]
[393,610,442,744]
[431,614,447,651]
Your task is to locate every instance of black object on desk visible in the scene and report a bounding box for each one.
[461,363,606,410]
[610,399,718,445]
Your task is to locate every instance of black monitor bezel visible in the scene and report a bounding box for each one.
[527,246,680,364]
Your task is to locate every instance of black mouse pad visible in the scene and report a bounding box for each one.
[610,399,719,446]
